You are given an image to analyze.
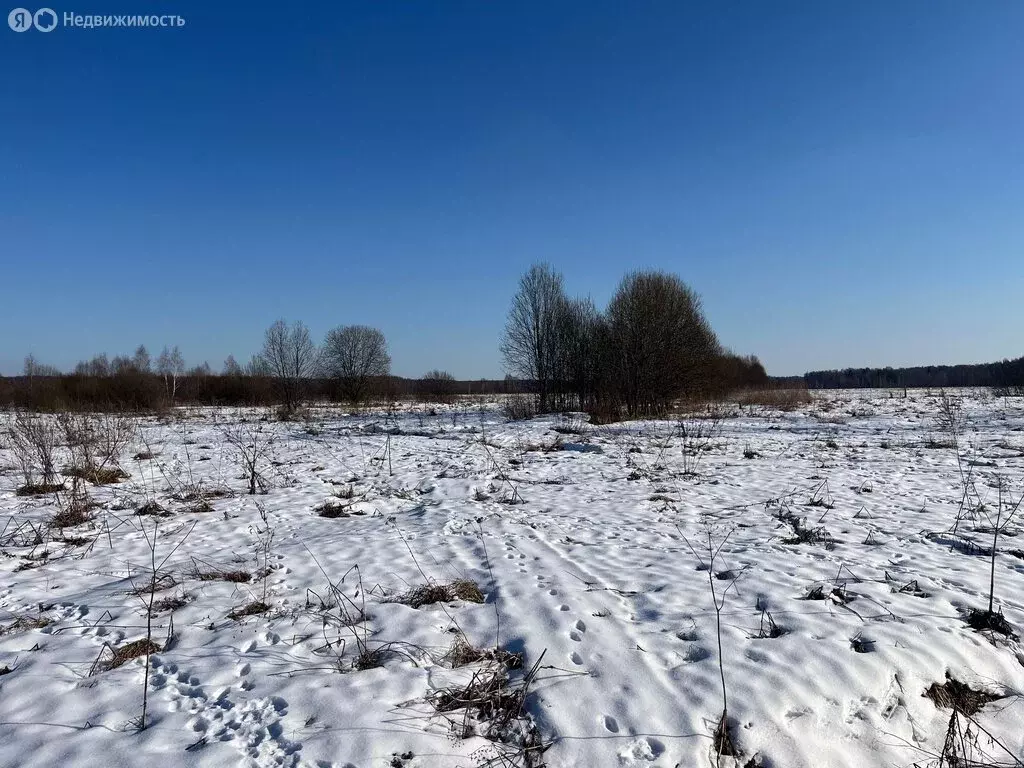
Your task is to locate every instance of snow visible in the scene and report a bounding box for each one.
[2,389,1023,768]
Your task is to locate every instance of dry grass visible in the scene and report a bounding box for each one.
[65,466,129,485]
[779,512,836,550]
[100,638,162,672]
[152,594,189,613]
[314,500,365,518]
[965,608,1016,638]
[227,601,270,620]
[50,504,98,529]
[391,580,485,609]
[443,635,524,670]
[924,675,1001,716]
[136,501,170,518]
[15,483,64,497]
[0,614,52,637]
[736,387,812,411]
[193,566,251,583]
[55,534,91,546]
[171,485,231,503]
[712,712,739,759]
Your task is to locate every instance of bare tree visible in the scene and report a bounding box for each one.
[155,345,185,402]
[320,325,390,404]
[500,263,566,413]
[554,295,605,412]
[23,354,61,382]
[245,354,271,377]
[75,353,111,378]
[132,344,152,373]
[606,271,720,417]
[224,420,274,495]
[23,354,38,380]
[222,355,243,376]
[260,319,318,413]
[418,370,458,403]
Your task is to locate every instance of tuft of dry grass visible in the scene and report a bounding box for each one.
[924,675,1001,716]
[152,594,190,614]
[171,485,231,503]
[136,501,170,518]
[128,572,179,597]
[193,566,251,583]
[392,580,485,609]
[315,501,352,518]
[802,584,852,604]
[227,601,270,620]
[15,483,64,497]
[65,466,129,485]
[780,518,836,551]
[965,608,1016,638]
[352,643,398,671]
[443,636,524,670]
[0,614,52,637]
[105,639,161,671]
[55,534,91,546]
[50,504,98,529]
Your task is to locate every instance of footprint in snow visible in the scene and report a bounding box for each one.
[617,737,664,764]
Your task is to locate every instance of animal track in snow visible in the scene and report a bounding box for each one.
[150,656,301,766]
[617,736,664,765]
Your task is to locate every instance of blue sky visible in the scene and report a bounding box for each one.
[2,2,1022,378]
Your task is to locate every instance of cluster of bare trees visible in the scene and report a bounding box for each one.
[501,264,767,419]
[251,320,391,413]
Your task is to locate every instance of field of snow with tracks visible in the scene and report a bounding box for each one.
[2,389,1023,768]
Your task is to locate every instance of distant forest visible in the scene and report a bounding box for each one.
[802,356,1024,391]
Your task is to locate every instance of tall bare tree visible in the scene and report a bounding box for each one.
[132,345,152,373]
[320,325,390,404]
[500,263,566,412]
[606,271,720,417]
[156,345,185,402]
[222,355,243,376]
[23,354,60,380]
[554,296,605,411]
[260,319,318,412]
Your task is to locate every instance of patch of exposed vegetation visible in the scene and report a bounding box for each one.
[227,601,270,620]
[391,580,485,609]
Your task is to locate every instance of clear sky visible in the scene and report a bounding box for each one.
[2,1,1022,378]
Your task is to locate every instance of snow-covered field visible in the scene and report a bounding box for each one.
[2,390,1023,768]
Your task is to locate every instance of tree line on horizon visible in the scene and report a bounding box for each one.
[9,266,1017,414]
[4,323,496,412]
[803,358,1024,392]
